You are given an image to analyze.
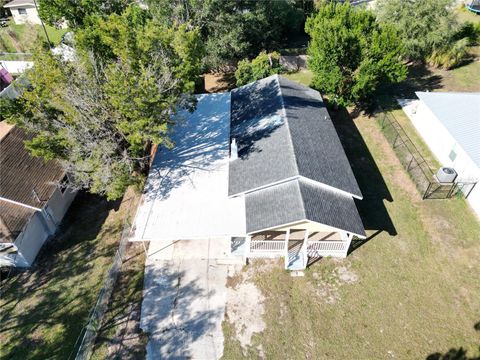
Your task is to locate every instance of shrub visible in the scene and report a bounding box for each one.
[306,2,407,106]
[427,38,470,69]
[454,21,480,45]
[235,51,283,86]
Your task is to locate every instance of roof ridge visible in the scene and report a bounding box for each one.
[276,75,301,178]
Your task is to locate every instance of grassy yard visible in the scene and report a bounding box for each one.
[0,189,139,360]
[222,105,480,359]
[223,32,480,359]
[283,69,313,87]
[0,20,67,56]
[90,241,147,359]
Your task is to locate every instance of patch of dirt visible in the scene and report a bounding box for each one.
[226,281,266,350]
[310,262,359,304]
[204,73,235,93]
[225,261,270,352]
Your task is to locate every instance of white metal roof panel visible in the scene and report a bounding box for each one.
[132,93,246,241]
[416,92,480,167]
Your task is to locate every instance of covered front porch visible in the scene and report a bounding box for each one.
[237,221,357,270]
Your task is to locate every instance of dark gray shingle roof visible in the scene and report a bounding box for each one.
[229,75,362,198]
[245,179,365,236]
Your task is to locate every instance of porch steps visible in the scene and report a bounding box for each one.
[290,270,305,277]
[215,256,246,266]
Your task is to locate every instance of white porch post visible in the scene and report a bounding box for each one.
[245,235,252,260]
[284,228,290,268]
[301,230,309,269]
[343,232,353,257]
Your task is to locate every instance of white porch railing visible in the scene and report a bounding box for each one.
[248,240,350,258]
[250,240,285,252]
[307,241,348,257]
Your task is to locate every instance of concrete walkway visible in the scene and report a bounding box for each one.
[140,239,234,359]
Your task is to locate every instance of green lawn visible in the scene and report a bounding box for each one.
[0,190,138,360]
[224,43,480,359]
[283,69,314,87]
[0,20,67,56]
[90,241,147,360]
[222,105,480,359]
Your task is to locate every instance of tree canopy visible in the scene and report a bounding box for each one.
[235,51,282,86]
[145,0,307,70]
[306,2,407,106]
[37,0,131,28]
[375,0,459,62]
[1,5,203,200]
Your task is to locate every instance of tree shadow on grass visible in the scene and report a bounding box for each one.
[373,64,444,113]
[426,322,480,360]
[0,191,126,360]
[91,244,147,360]
[328,103,397,254]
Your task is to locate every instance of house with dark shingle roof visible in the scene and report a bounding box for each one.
[0,123,77,267]
[132,75,365,270]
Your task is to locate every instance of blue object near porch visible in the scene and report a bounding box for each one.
[467,0,480,14]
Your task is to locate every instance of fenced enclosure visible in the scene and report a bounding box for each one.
[378,111,477,200]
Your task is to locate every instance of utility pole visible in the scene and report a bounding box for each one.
[32,0,52,49]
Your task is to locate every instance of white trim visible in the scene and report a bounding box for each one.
[248,218,366,239]
[0,196,41,211]
[131,232,248,242]
[300,175,363,200]
[4,2,35,8]
[229,175,362,200]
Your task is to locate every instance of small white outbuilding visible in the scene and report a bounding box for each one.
[403,92,480,217]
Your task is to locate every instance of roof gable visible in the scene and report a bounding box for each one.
[245,178,365,237]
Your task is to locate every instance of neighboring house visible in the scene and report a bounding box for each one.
[0,64,14,92]
[132,75,366,271]
[402,92,480,216]
[0,123,76,267]
[0,60,34,76]
[3,0,41,25]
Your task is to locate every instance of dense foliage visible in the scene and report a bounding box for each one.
[375,0,471,68]
[235,51,282,86]
[38,0,131,28]
[145,0,308,70]
[306,2,407,106]
[1,5,203,199]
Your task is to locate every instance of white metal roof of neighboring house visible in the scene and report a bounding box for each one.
[416,91,480,167]
[3,0,35,8]
[132,93,246,241]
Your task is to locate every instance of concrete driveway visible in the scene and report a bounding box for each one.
[140,238,236,359]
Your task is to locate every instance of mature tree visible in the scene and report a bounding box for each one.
[37,0,131,28]
[145,0,305,70]
[375,0,459,62]
[306,2,407,106]
[235,51,282,86]
[0,5,203,199]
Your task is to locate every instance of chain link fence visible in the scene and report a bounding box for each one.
[70,196,139,360]
[378,110,477,200]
